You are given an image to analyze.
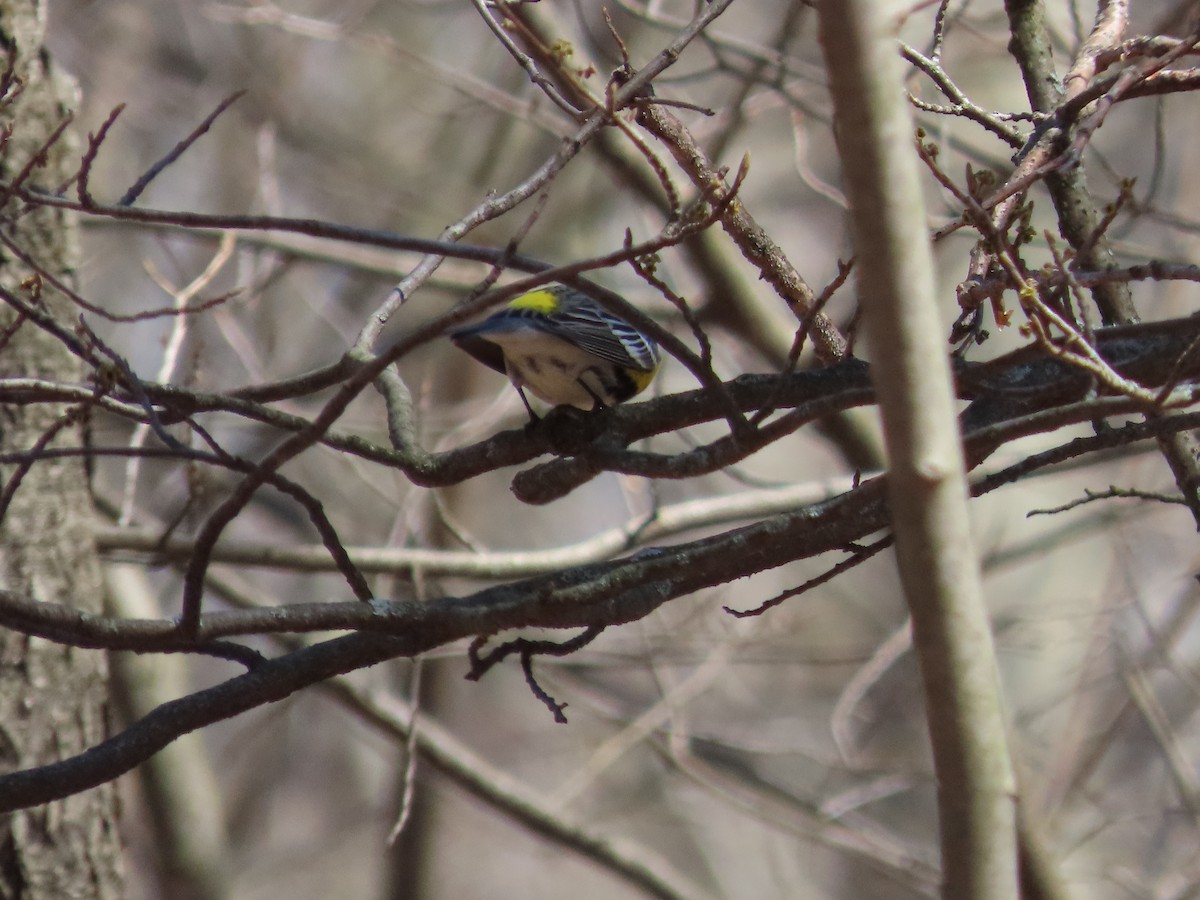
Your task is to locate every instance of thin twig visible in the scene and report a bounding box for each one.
[119,91,247,206]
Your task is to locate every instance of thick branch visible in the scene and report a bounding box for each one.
[818,3,1019,898]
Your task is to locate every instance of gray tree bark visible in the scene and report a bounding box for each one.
[0,2,125,896]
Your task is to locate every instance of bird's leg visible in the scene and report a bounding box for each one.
[577,378,608,411]
[515,384,540,424]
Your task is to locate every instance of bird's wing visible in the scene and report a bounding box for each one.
[546,306,660,372]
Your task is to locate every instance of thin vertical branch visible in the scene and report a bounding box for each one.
[119,231,236,525]
[816,3,1019,898]
[1004,0,1200,528]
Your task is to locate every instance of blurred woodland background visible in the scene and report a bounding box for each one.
[0,0,1198,898]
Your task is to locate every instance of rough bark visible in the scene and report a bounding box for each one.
[0,2,124,896]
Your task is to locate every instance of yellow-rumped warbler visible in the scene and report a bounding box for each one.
[449,284,661,419]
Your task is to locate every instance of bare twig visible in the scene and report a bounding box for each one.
[118,91,246,206]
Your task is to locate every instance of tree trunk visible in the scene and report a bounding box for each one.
[0,2,125,896]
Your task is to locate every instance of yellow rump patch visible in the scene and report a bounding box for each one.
[508,289,561,315]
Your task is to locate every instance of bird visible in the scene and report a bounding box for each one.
[449,283,661,420]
